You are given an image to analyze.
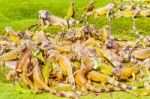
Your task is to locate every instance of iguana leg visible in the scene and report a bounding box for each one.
[87,75,92,84]
[139,69,144,80]
[142,41,146,48]
[144,81,150,90]
[65,76,69,83]
[132,73,136,83]
[125,89,139,96]
[112,76,118,81]
[130,73,136,85]
[45,20,50,27]
[101,82,106,87]
[34,83,41,93]
[40,20,45,26]
[57,70,63,81]
[87,79,91,85]
[81,87,89,95]
[146,67,150,76]
[141,82,150,96]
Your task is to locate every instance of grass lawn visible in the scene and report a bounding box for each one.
[0,0,150,99]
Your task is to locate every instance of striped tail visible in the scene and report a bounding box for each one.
[85,83,121,93]
[109,35,125,41]
[48,88,79,98]
[108,77,143,90]
[42,80,79,98]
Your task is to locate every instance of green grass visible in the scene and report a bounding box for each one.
[0,0,149,38]
[0,0,150,99]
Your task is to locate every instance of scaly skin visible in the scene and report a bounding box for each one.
[58,54,76,91]
[87,70,109,86]
[16,47,33,73]
[87,70,142,92]
[21,58,34,90]
[9,33,20,44]
[99,48,124,67]
[0,47,23,61]
[75,67,121,93]
[42,56,53,85]
[82,37,99,47]
[119,66,139,81]
[32,58,78,98]
[131,48,150,60]
[5,27,20,44]
[99,63,114,76]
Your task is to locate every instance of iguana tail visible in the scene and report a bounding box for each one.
[85,83,121,93]
[108,77,143,90]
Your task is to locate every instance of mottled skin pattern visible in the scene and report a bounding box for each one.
[87,70,142,90]
[75,67,121,93]
[58,54,76,91]
[16,47,33,73]
[119,66,139,81]
[31,58,78,98]
[38,10,51,26]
